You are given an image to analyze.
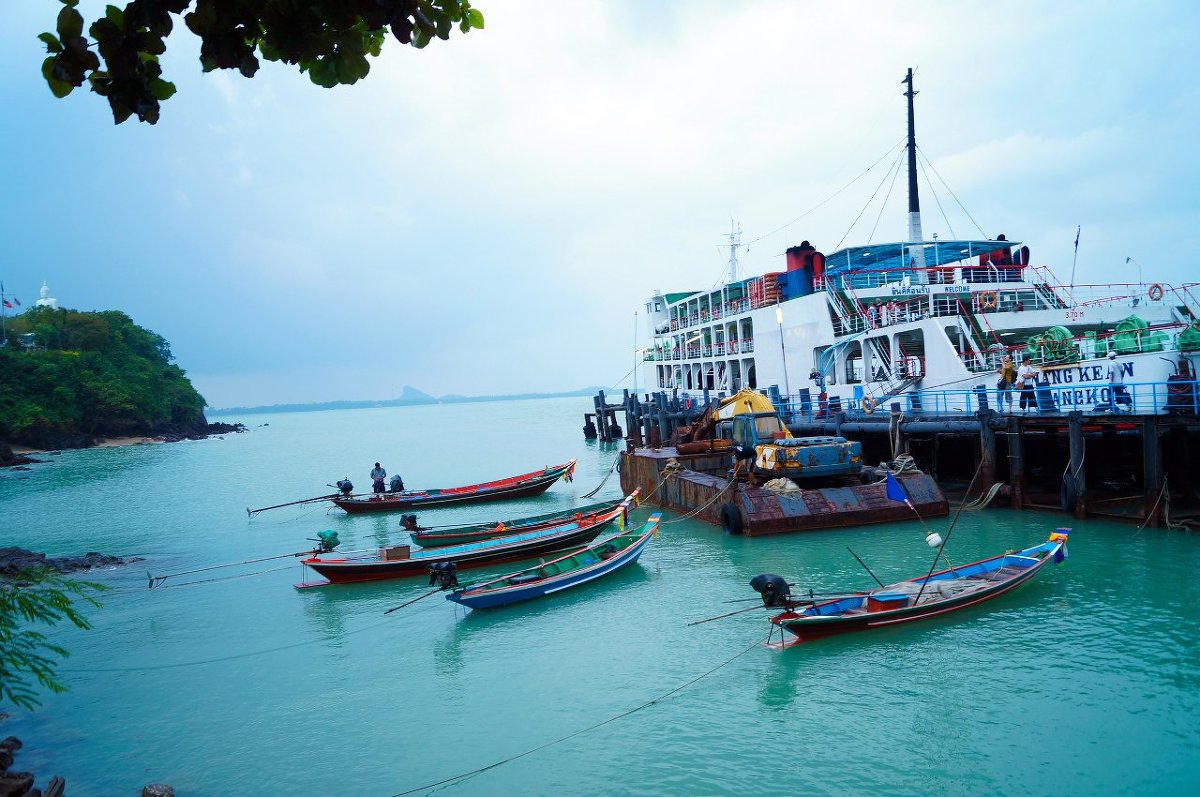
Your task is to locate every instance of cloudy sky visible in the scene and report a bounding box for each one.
[2,1,1197,409]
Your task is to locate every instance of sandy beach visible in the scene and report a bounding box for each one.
[9,436,165,456]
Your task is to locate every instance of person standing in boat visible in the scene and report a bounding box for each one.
[1016,360,1039,412]
[1107,351,1132,412]
[996,354,1016,413]
[370,462,387,494]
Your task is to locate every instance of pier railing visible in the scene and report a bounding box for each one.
[773,378,1200,419]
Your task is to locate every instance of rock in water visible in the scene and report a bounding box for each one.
[142,785,175,797]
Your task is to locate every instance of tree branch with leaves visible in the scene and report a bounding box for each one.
[40,0,485,125]
[1,569,106,711]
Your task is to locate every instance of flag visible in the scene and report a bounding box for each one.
[1,300,10,309]
[884,472,908,503]
[1073,226,1080,250]
[12,298,18,306]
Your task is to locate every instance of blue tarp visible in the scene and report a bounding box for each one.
[823,239,1020,274]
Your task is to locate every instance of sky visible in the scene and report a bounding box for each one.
[2,1,1198,409]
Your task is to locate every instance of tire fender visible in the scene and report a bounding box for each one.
[719,502,744,535]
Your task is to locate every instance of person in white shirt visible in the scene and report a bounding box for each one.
[1107,351,1132,412]
[1016,361,1038,412]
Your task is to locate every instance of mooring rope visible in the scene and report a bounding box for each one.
[882,453,919,475]
[660,461,746,525]
[960,481,1005,511]
[388,632,770,797]
[582,457,619,499]
[60,584,442,673]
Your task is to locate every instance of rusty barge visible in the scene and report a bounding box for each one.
[618,446,947,536]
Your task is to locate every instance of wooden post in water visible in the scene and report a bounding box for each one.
[978,408,997,495]
[662,391,672,448]
[1142,417,1163,528]
[1007,416,1025,510]
[596,391,610,443]
[1067,410,1087,519]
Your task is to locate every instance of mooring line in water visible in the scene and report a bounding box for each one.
[581,457,619,499]
[383,588,441,614]
[148,548,325,589]
[59,588,445,674]
[148,563,298,589]
[388,633,769,797]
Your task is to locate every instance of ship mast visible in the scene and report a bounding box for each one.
[725,221,742,284]
[902,68,925,267]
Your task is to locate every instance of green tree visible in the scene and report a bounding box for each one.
[39,0,485,125]
[0,569,105,711]
[0,306,207,445]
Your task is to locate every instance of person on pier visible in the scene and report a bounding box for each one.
[1016,360,1038,412]
[1107,351,1132,412]
[996,354,1016,413]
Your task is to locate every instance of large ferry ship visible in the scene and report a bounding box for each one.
[641,71,1200,416]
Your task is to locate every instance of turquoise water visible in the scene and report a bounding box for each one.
[3,397,1199,796]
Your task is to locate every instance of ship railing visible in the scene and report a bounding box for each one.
[782,379,1200,419]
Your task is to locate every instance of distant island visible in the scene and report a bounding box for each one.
[211,385,608,415]
[0,306,238,462]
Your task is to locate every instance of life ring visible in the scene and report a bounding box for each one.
[979,290,999,310]
[1148,283,1164,301]
[861,396,876,414]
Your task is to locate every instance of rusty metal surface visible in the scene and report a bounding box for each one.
[621,449,948,536]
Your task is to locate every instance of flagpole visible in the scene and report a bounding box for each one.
[1068,226,1080,288]
[1,281,7,348]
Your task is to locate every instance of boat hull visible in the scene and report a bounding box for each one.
[447,516,660,609]
[331,461,574,514]
[301,519,610,586]
[411,497,625,547]
[771,534,1067,644]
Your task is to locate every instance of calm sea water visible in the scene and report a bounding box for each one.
[2,397,1199,796]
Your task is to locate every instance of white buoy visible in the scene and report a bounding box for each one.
[926,532,943,548]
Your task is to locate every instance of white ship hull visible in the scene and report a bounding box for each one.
[641,263,1200,417]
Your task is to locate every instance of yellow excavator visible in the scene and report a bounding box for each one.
[682,389,862,480]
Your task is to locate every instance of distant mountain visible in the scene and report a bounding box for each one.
[211,386,607,415]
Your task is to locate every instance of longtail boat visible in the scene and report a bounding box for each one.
[446,513,660,610]
[409,491,637,547]
[756,529,1069,646]
[330,460,576,514]
[297,492,637,587]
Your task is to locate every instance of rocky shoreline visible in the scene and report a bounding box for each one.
[0,421,246,468]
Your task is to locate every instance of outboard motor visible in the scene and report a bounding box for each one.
[429,561,459,589]
[311,530,340,554]
[749,573,792,608]
[335,478,354,497]
[400,514,420,532]
[389,474,405,493]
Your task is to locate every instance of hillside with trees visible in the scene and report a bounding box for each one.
[0,306,219,453]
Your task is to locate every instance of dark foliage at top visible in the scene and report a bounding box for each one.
[39,0,484,124]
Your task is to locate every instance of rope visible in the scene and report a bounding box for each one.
[582,458,619,499]
[882,453,919,475]
[61,584,447,673]
[890,411,905,460]
[661,461,745,525]
[149,563,298,590]
[634,458,683,505]
[960,481,1005,511]
[388,633,769,796]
